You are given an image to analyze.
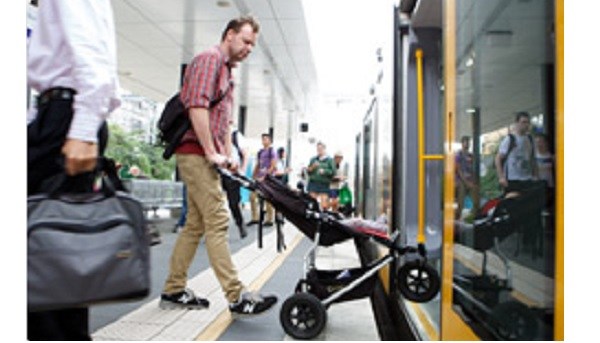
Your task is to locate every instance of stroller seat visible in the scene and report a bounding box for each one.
[255,175,384,246]
[339,218,389,239]
[455,182,546,252]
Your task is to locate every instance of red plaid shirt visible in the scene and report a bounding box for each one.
[176,46,234,156]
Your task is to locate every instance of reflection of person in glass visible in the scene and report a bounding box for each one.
[455,136,478,219]
[495,111,538,193]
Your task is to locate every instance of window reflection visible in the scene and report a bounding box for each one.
[451,0,555,340]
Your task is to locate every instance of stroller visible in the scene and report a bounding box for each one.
[217,168,440,339]
[452,182,547,340]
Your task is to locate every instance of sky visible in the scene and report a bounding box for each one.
[296,0,397,166]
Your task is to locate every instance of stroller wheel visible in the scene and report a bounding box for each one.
[280,293,327,340]
[397,260,440,303]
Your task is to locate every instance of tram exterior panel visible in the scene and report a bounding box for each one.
[353,0,562,340]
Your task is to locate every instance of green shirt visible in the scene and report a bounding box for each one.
[307,155,336,184]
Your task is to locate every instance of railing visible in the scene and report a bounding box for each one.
[415,48,444,244]
[122,179,184,211]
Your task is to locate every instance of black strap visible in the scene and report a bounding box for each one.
[44,157,125,198]
[503,133,534,180]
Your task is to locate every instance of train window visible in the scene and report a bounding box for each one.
[451,0,556,340]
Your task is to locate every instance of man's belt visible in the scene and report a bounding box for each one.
[37,87,76,106]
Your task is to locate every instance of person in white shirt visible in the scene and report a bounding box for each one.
[27,1,120,340]
[495,111,538,193]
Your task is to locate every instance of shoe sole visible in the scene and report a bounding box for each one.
[159,300,209,310]
[229,302,277,319]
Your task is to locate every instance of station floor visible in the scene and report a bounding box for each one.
[90,211,380,341]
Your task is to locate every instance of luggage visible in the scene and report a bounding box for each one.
[27,159,151,311]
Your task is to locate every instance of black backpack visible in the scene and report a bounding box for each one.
[157,93,189,160]
[157,86,231,160]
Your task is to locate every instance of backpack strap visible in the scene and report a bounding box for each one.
[232,130,243,161]
[503,133,535,180]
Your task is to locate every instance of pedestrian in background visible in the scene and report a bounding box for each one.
[306,142,335,210]
[274,146,291,185]
[247,133,277,227]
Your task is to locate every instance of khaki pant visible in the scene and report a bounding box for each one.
[250,190,274,222]
[163,154,244,303]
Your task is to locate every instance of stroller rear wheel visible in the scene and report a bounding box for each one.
[280,293,327,340]
[397,260,440,303]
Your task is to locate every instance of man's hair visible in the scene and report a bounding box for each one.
[261,133,272,140]
[460,136,470,143]
[221,15,260,41]
[317,141,326,149]
[515,111,530,122]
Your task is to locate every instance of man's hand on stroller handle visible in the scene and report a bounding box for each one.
[207,153,229,168]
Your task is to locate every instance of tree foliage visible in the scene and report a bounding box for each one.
[104,124,175,180]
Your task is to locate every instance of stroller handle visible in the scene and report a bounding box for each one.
[214,166,257,190]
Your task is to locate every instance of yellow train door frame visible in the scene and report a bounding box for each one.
[439,0,563,339]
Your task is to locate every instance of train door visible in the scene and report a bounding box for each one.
[390,4,446,339]
[361,100,378,219]
[441,0,562,340]
[390,0,562,340]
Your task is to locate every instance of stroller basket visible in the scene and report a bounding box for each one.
[297,267,377,305]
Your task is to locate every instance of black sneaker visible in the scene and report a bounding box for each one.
[159,288,210,310]
[229,291,278,318]
[263,222,274,227]
[246,220,259,226]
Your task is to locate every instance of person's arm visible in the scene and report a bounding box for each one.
[181,50,227,167]
[240,147,249,174]
[55,0,121,175]
[224,125,236,171]
[495,137,510,188]
[495,152,507,188]
[324,158,335,176]
[237,132,249,173]
[307,157,319,173]
[189,107,227,167]
[252,152,259,179]
[268,149,277,174]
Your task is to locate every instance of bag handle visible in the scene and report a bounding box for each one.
[43,157,125,198]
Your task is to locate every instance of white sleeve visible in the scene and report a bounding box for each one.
[56,0,121,142]
[497,136,510,155]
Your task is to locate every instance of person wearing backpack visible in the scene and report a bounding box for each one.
[495,111,543,257]
[495,111,539,193]
[247,133,277,227]
[160,16,277,318]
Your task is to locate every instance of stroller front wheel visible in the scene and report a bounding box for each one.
[280,293,327,340]
[397,260,440,303]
